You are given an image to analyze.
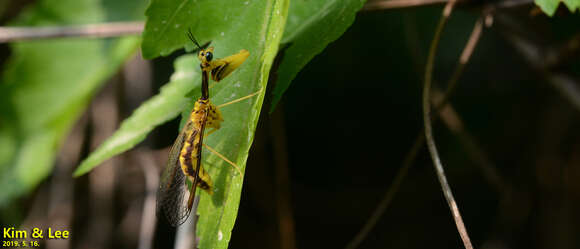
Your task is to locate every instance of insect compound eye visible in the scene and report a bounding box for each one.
[205,52,213,61]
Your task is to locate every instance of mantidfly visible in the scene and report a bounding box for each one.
[156,30,260,227]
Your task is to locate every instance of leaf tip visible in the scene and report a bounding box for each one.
[72,161,91,177]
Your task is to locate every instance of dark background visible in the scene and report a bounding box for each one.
[232,6,580,249]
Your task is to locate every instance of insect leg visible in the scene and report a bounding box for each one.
[202,143,243,177]
[216,89,262,109]
[204,128,217,137]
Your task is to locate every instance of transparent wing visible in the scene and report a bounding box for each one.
[156,120,194,227]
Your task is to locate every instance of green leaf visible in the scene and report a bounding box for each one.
[141,0,266,58]
[0,0,145,206]
[74,55,201,176]
[269,0,366,112]
[562,0,580,12]
[195,1,288,248]
[535,0,579,16]
[535,0,560,16]
[79,0,288,248]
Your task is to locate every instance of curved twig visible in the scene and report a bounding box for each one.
[423,0,474,248]
[344,14,485,249]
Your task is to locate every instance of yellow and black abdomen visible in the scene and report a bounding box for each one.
[179,99,213,194]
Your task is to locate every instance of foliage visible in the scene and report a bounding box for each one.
[535,0,579,16]
[270,0,367,112]
[0,0,145,207]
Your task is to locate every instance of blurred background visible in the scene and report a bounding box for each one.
[1,0,580,249]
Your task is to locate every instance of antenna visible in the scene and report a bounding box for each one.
[187,28,202,50]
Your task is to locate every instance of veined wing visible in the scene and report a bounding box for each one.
[210,49,250,82]
[157,120,194,227]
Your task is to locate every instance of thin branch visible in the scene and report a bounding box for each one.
[423,0,474,248]
[431,89,506,192]
[345,15,485,249]
[0,1,534,43]
[546,73,580,111]
[432,16,508,192]
[545,33,580,69]
[363,0,464,10]
[496,14,580,113]
[363,0,533,10]
[0,21,143,43]
[434,16,484,115]
[493,0,535,8]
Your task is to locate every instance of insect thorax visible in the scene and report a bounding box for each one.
[206,102,223,130]
[192,99,223,129]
